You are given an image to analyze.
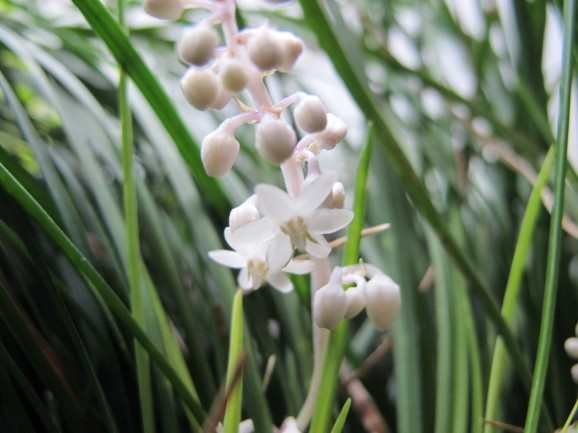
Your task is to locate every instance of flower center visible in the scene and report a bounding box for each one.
[247,257,269,289]
[280,216,317,252]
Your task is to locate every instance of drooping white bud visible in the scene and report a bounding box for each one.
[314,269,347,329]
[201,130,240,177]
[220,59,249,92]
[331,182,345,209]
[144,0,184,19]
[364,275,401,331]
[294,95,328,133]
[256,119,296,164]
[229,197,260,231]
[247,29,283,71]
[277,33,304,72]
[565,337,578,359]
[316,114,348,150]
[181,68,220,110]
[178,24,218,66]
[344,285,365,319]
[279,417,301,433]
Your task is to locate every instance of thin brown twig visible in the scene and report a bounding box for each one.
[480,418,524,433]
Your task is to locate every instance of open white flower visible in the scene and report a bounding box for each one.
[236,171,353,259]
[209,228,293,292]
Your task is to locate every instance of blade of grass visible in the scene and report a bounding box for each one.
[523,0,576,431]
[484,148,555,433]
[309,124,372,433]
[329,398,352,433]
[0,161,206,425]
[223,290,244,433]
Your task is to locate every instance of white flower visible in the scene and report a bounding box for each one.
[209,228,293,292]
[364,274,401,331]
[236,171,353,259]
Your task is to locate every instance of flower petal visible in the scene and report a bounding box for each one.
[208,250,246,268]
[231,218,276,245]
[296,171,337,212]
[267,272,293,293]
[305,234,331,258]
[307,208,354,234]
[255,183,295,220]
[266,233,293,272]
[284,258,314,274]
[237,267,253,290]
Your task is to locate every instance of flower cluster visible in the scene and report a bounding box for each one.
[144,0,401,332]
[564,323,578,383]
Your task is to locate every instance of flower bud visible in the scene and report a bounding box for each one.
[364,275,401,331]
[144,0,183,19]
[201,130,240,177]
[565,337,578,359]
[229,198,260,231]
[572,364,578,384]
[209,86,233,110]
[314,278,347,330]
[331,182,345,209]
[277,33,304,72]
[178,24,218,66]
[181,68,220,110]
[294,95,328,133]
[220,59,249,92]
[344,285,365,319]
[256,119,296,164]
[316,114,348,150]
[247,29,283,71]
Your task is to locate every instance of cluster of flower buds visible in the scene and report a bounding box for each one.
[565,323,578,383]
[314,264,401,330]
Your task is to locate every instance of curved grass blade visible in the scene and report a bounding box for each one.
[523,0,576,431]
[329,398,352,433]
[223,290,244,433]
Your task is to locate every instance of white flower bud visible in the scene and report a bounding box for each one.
[247,29,283,71]
[277,33,304,72]
[229,198,260,231]
[344,285,365,319]
[144,0,183,19]
[209,86,233,110]
[220,59,249,92]
[178,25,218,66]
[316,114,348,150]
[201,130,240,177]
[331,182,345,209]
[572,364,578,384]
[279,417,300,433]
[181,68,220,110]
[294,95,328,133]
[256,119,296,164]
[565,337,578,359]
[314,276,347,330]
[364,275,401,331]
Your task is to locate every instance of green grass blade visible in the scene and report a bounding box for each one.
[484,148,555,433]
[329,398,352,433]
[524,0,576,431]
[69,0,230,219]
[223,290,244,433]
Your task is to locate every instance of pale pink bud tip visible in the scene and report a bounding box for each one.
[144,0,184,19]
[565,337,578,359]
[178,25,218,66]
[256,119,296,164]
[220,60,249,92]
[247,30,283,71]
[201,130,240,177]
[294,95,327,133]
[314,279,347,330]
[317,114,348,150]
[181,68,220,110]
[277,34,304,72]
[364,275,401,331]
